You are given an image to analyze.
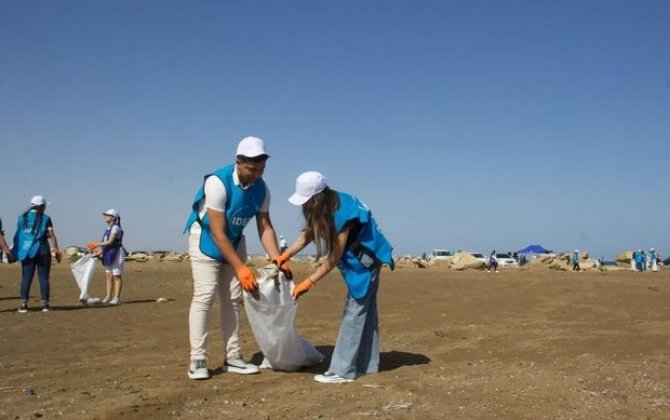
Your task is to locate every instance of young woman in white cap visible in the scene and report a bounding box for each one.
[13,195,62,312]
[275,171,394,384]
[182,136,288,380]
[88,209,126,305]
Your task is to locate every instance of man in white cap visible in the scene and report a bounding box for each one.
[183,136,290,380]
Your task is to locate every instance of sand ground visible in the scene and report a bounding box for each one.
[1,260,668,419]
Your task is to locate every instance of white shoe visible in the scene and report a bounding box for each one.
[259,357,273,369]
[223,356,260,375]
[314,371,354,384]
[187,360,210,380]
[109,297,121,305]
[101,297,111,304]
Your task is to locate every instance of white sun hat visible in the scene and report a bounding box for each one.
[103,208,120,218]
[236,136,269,158]
[288,171,327,206]
[30,195,50,207]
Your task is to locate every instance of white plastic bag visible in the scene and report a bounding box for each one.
[243,265,323,371]
[70,255,97,302]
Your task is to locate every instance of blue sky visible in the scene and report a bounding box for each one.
[1,0,668,259]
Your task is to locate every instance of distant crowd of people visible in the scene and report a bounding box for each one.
[419,247,663,272]
[631,248,660,272]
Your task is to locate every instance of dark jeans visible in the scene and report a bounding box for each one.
[20,245,52,303]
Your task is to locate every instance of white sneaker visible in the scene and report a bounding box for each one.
[102,297,111,304]
[223,356,260,375]
[259,357,273,369]
[87,297,102,305]
[314,371,354,384]
[109,297,121,305]
[187,360,210,380]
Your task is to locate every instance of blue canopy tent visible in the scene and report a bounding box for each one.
[517,244,551,254]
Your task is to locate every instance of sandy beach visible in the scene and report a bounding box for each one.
[1,260,668,419]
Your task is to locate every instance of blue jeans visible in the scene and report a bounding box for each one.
[20,244,52,303]
[328,267,380,379]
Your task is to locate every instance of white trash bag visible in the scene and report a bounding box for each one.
[243,265,323,371]
[70,255,101,305]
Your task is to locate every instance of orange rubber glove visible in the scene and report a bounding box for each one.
[271,252,293,280]
[87,242,100,251]
[291,278,314,300]
[236,265,259,294]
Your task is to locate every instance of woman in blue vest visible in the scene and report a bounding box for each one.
[88,209,126,305]
[276,171,394,384]
[13,195,62,313]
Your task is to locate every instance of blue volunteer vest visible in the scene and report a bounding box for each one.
[184,164,267,262]
[333,192,394,299]
[12,211,51,261]
[101,224,124,267]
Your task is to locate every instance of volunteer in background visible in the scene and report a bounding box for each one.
[488,250,499,272]
[277,171,394,384]
[88,209,126,305]
[0,216,14,262]
[13,195,62,313]
[183,136,287,380]
[572,249,581,271]
[649,248,658,272]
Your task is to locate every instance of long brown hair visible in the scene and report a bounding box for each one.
[302,187,339,259]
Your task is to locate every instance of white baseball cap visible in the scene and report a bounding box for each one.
[30,195,49,207]
[288,171,327,206]
[236,136,269,158]
[103,208,120,218]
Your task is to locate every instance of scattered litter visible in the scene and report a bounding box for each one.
[384,400,413,410]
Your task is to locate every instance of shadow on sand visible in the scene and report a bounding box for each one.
[0,298,174,313]
[248,345,430,375]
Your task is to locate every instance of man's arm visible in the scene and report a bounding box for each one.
[256,211,281,259]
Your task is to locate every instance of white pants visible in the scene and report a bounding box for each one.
[188,231,246,362]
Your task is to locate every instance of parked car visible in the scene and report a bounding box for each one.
[495,253,519,267]
[470,253,487,264]
[430,249,453,261]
